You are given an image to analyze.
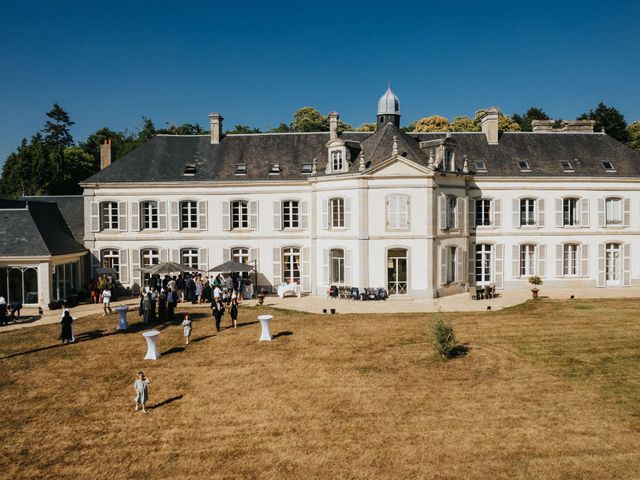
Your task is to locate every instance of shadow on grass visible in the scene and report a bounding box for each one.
[161,346,185,356]
[149,395,183,410]
[190,335,215,344]
[235,320,259,328]
[448,343,471,359]
[272,331,293,339]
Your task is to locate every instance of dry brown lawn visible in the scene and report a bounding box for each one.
[1,299,639,479]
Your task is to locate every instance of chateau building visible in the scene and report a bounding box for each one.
[3,88,640,308]
[78,88,640,299]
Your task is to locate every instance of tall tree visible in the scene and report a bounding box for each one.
[413,115,451,132]
[627,121,640,151]
[267,123,292,133]
[226,124,262,134]
[451,116,479,132]
[512,107,550,131]
[578,102,630,142]
[43,103,74,147]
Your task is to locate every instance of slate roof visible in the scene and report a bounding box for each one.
[0,199,86,257]
[81,124,640,184]
[21,196,84,242]
[411,132,640,177]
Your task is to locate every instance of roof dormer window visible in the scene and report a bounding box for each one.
[602,161,616,172]
[331,150,343,171]
[444,150,455,171]
[183,164,197,176]
[561,161,574,172]
[269,163,281,175]
[235,164,247,175]
[518,161,531,172]
[301,163,313,174]
[474,161,487,172]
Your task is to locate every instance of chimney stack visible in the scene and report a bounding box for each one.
[328,111,339,141]
[100,139,112,169]
[532,120,554,132]
[209,112,223,144]
[480,107,500,145]
[560,120,596,133]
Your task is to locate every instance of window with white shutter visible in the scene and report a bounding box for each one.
[386,195,409,230]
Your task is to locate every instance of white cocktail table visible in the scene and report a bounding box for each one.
[258,315,272,341]
[115,305,129,330]
[143,330,161,360]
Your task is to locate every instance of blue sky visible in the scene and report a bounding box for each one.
[1,0,639,164]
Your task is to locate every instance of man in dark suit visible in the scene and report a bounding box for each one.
[212,296,225,332]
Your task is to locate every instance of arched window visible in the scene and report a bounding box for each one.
[141,201,158,229]
[101,249,119,270]
[180,201,198,229]
[282,247,301,284]
[231,200,249,229]
[100,202,118,230]
[232,247,250,264]
[606,243,621,282]
[520,244,536,276]
[330,198,344,228]
[331,150,343,171]
[520,198,536,226]
[181,249,199,269]
[330,249,345,284]
[563,198,579,226]
[605,197,622,225]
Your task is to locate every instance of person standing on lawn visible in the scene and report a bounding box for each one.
[181,314,192,344]
[59,308,74,344]
[102,286,113,315]
[133,371,150,413]
[212,296,224,332]
[230,297,238,329]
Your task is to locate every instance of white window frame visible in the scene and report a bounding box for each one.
[232,248,250,264]
[282,246,301,284]
[606,243,621,282]
[101,249,120,270]
[475,243,492,286]
[563,198,578,227]
[330,198,345,228]
[181,248,199,269]
[520,198,536,226]
[331,150,343,171]
[141,201,159,230]
[232,200,249,229]
[282,200,300,229]
[180,200,198,229]
[520,244,536,276]
[100,202,119,230]
[446,196,457,229]
[476,198,492,227]
[605,197,622,226]
[563,244,578,276]
[330,248,345,284]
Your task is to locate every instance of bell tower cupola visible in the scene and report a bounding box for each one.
[376,86,401,128]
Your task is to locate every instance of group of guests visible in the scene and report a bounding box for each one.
[89,275,116,305]
[138,272,246,325]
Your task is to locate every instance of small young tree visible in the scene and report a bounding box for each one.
[432,316,456,360]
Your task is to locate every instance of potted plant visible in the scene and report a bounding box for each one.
[528,275,543,299]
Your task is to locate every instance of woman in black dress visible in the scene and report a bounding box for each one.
[59,310,74,344]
